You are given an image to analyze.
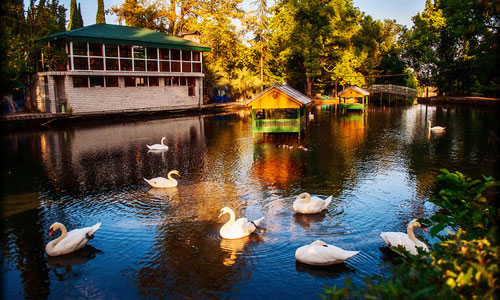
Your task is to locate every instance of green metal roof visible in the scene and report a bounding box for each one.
[40,24,211,52]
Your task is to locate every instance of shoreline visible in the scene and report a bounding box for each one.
[0,102,248,129]
[417,95,500,106]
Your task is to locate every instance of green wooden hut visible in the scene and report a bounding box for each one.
[247,84,311,137]
[338,86,370,111]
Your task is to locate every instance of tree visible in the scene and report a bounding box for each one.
[68,0,83,30]
[401,0,445,95]
[96,0,105,24]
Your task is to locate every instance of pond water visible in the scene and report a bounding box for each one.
[1,104,498,299]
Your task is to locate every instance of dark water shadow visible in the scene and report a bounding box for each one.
[295,260,355,279]
[47,245,103,280]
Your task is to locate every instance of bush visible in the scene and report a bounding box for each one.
[322,170,499,300]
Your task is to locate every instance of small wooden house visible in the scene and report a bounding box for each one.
[338,86,370,111]
[247,84,311,137]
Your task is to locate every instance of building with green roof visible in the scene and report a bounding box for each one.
[30,24,211,115]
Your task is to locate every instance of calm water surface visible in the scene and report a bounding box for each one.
[1,104,498,299]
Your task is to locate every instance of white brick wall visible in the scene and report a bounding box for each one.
[31,73,203,114]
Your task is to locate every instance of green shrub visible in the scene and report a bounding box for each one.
[322,170,499,300]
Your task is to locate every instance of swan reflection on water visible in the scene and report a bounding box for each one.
[47,245,103,280]
[293,211,328,228]
[147,187,179,199]
[219,235,264,266]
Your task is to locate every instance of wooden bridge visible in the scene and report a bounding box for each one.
[366,84,419,97]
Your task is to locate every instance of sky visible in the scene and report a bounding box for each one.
[25,0,426,28]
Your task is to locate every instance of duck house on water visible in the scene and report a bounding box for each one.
[247,84,311,138]
[338,86,370,111]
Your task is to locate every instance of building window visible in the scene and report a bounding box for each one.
[180,77,187,86]
[147,47,157,59]
[134,60,146,71]
[136,76,147,86]
[160,61,170,72]
[120,45,132,58]
[164,77,171,86]
[171,62,180,72]
[182,50,191,61]
[149,77,159,86]
[89,76,104,87]
[106,76,119,87]
[133,46,145,59]
[73,42,87,56]
[160,48,169,60]
[105,44,118,57]
[147,61,158,72]
[90,58,104,70]
[124,76,136,87]
[171,49,180,60]
[106,58,119,70]
[182,62,191,72]
[88,43,102,56]
[193,62,201,73]
[171,77,179,86]
[192,51,200,61]
[120,59,132,71]
[73,76,88,88]
[73,57,89,70]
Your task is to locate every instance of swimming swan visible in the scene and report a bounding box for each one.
[295,240,359,265]
[218,207,264,239]
[144,170,180,188]
[293,193,333,214]
[147,137,169,150]
[45,222,101,257]
[380,219,429,255]
[428,120,446,133]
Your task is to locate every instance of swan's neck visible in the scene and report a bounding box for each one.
[167,172,177,182]
[407,223,419,243]
[225,209,236,225]
[161,138,166,146]
[300,194,310,203]
[51,225,68,246]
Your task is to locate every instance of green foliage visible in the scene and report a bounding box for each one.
[402,0,499,95]
[322,169,499,300]
[68,0,83,30]
[96,0,105,24]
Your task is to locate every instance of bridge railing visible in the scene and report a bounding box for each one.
[367,84,418,97]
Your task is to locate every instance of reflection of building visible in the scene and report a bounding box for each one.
[338,86,369,111]
[247,84,311,138]
[31,24,211,114]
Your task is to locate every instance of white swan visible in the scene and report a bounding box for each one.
[45,222,101,257]
[147,137,169,150]
[144,170,180,188]
[218,207,264,239]
[293,192,332,214]
[295,240,359,265]
[380,219,429,255]
[428,120,446,133]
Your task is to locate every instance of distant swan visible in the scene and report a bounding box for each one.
[380,219,429,255]
[293,192,332,214]
[295,240,359,265]
[218,207,264,239]
[144,170,180,188]
[428,120,446,133]
[147,137,169,150]
[45,222,101,257]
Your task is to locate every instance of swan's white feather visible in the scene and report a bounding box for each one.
[295,240,359,265]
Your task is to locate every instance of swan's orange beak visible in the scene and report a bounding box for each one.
[423,227,428,232]
[49,229,54,236]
